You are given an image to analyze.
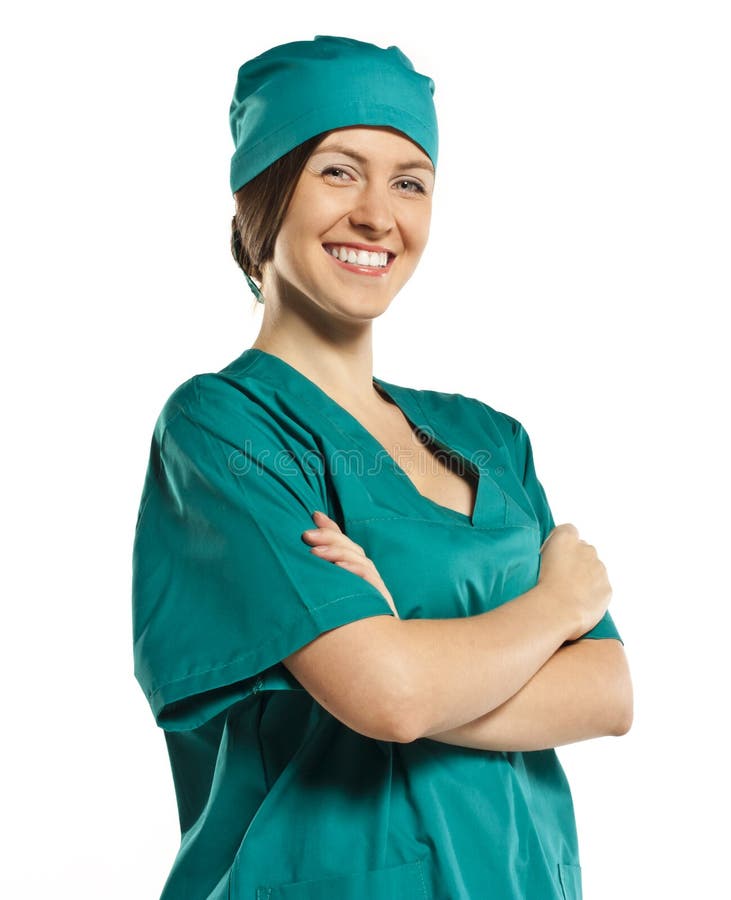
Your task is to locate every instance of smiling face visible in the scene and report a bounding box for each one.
[260,126,435,321]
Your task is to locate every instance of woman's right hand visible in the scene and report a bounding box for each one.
[537,523,612,641]
[302,510,401,619]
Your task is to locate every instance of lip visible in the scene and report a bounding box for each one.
[322,244,395,278]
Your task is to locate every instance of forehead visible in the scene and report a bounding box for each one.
[312,126,434,170]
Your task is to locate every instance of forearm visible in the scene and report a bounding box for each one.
[397,583,579,739]
[419,638,633,751]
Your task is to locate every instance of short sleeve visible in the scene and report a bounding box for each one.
[132,376,396,732]
[509,417,624,646]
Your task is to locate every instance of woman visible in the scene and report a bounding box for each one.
[132,35,632,900]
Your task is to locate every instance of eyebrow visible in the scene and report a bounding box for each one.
[311,142,435,175]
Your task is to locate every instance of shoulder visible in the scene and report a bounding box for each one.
[146,369,331,517]
[151,370,322,475]
[153,369,278,435]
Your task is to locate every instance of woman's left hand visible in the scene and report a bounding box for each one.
[301,510,400,619]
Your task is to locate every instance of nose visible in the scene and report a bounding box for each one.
[348,180,395,235]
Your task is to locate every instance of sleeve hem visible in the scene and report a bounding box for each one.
[145,590,396,724]
[574,634,625,646]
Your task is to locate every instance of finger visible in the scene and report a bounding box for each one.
[302,529,367,557]
[334,559,370,575]
[312,510,342,532]
[310,545,368,565]
[310,544,365,562]
[302,528,343,545]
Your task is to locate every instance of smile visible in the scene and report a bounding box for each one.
[322,244,395,278]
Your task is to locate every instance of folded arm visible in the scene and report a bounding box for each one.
[419,637,633,751]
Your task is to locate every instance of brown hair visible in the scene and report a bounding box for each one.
[230,132,327,302]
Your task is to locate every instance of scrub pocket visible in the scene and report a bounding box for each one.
[254,854,432,900]
[557,862,583,900]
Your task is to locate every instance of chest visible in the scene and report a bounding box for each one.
[336,407,539,618]
[357,399,479,520]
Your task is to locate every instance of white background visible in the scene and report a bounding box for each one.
[3,1,728,896]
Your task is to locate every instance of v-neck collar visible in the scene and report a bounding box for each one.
[222,348,492,527]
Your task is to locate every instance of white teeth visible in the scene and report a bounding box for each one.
[327,245,390,268]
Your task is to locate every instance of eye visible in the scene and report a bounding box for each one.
[321,166,354,182]
[394,179,426,195]
[320,167,426,195]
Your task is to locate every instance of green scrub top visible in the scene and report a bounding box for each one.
[132,347,623,900]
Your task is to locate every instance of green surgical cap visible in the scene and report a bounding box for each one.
[229,34,439,195]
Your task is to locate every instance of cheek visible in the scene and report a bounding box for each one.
[269,232,305,285]
[293,181,345,225]
[270,220,328,284]
[403,205,431,249]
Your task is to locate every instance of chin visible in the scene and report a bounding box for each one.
[325,290,396,320]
